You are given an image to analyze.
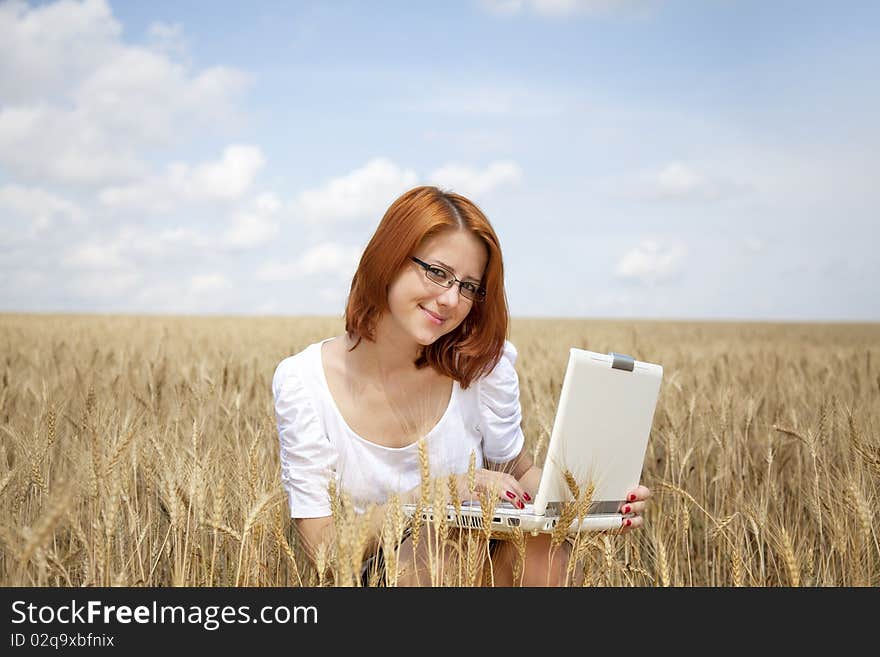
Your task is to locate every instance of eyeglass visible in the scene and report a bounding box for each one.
[410,257,487,302]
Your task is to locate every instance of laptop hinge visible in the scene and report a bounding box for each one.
[544,500,622,515]
[610,352,635,372]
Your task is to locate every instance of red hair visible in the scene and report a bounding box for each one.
[344,185,509,389]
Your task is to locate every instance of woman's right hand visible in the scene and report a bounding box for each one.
[452,468,532,510]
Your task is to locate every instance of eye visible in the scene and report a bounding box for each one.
[461,282,478,293]
[428,266,450,280]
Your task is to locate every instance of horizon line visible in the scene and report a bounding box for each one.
[0,310,877,325]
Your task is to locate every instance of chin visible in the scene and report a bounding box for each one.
[411,323,446,346]
[413,329,441,345]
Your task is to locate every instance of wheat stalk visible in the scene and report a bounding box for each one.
[20,484,73,563]
[656,537,670,587]
[777,526,800,587]
[731,544,744,587]
[236,490,283,586]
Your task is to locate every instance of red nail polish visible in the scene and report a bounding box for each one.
[625,518,632,527]
[523,492,532,502]
[517,500,524,509]
[506,491,515,499]
[623,505,631,514]
[628,494,637,502]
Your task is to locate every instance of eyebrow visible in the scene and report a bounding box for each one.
[433,259,482,284]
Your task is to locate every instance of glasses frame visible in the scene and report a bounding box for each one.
[410,257,487,302]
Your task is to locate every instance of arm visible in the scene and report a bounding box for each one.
[294,516,335,569]
[294,497,409,573]
[487,447,539,486]
[477,340,542,505]
[294,480,426,571]
[484,447,541,505]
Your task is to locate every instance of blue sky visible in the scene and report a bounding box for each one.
[1,0,878,320]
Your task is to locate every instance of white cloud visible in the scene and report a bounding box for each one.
[294,158,419,224]
[155,226,210,247]
[744,237,764,253]
[119,224,210,258]
[189,273,231,294]
[0,0,248,185]
[73,48,244,142]
[58,190,283,274]
[297,243,361,277]
[0,184,86,232]
[187,146,265,201]
[147,21,186,58]
[650,162,750,201]
[293,157,524,225]
[59,225,194,272]
[256,242,363,282]
[600,161,746,203]
[319,286,347,305]
[67,270,141,301]
[479,0,525,15]
[428,160,523,198]
[221,193,281,249]
[254,193,281,214]
[62,243,126,269]
[98,145,265,211]
[126,277,233,314]
[615,239,687,285]
[4,269,50,293]
[0,105,147,184]
[479,0,651,17]
[253,299,281,315]
[656,163,704,196]
[0,0,121,103]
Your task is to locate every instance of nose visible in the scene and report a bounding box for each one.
[435,282,462,308]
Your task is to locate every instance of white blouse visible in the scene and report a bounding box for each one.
[272,338,526,518]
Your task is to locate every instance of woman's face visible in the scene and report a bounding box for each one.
[387,229,488,346]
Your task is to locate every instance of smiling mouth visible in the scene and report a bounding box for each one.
[420,305,446,323]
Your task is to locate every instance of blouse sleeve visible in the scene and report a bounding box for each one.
[272,357,336,518]
[477,340,526,464]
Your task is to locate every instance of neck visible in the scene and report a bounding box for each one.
[347,313,425,381]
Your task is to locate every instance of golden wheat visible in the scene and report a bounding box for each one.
[1,313,877,586]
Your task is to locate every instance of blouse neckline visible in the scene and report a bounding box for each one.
[313,337,459,452]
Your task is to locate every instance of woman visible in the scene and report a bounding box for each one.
[272,185,651,586]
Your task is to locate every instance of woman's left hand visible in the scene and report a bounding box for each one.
[618,484,651,533]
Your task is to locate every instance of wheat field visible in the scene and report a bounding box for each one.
[1,313,878,587]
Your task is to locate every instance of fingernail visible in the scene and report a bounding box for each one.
[623,505,631,514]
[523,492,532,502]
[505,491,515,499]
[628,494,637,502]
[625,518,632,527]
[517,500,524,509]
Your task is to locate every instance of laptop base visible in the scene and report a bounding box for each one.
[401,502,625,535]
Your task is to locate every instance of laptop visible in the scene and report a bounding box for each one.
[403,348,663,535]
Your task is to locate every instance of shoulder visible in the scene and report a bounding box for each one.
[474,340,525,459]
[480,340,519,384]
[473,339,521,407]
[272,351,305,393]
[272,338,327,398]
[500,339,518,365]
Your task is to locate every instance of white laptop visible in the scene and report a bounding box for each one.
[403,348,663,535]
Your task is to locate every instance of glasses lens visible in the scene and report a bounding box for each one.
[423,262,486,301]
[461,282,487,302]
[426,266,452,286]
